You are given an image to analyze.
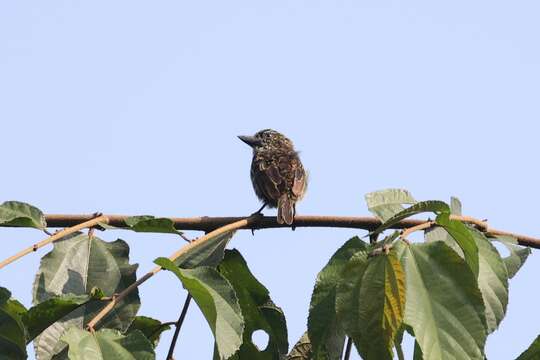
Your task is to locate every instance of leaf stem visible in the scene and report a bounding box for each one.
[396,341,405,360]
[166,294,192,360]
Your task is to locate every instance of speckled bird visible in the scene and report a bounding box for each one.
[238,129,307,225]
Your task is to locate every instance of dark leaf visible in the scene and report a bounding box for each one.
[308,236,368,360]
[0,287,27,359]
[516,335,540,360]
[124,216,182,236]
[23,294,101,343]
[218,249,288,360]
[155,258,243,360]
[125,316,171,348]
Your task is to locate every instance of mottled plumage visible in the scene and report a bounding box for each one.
[238,129,307,225]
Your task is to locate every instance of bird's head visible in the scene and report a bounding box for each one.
[238,129,293,151]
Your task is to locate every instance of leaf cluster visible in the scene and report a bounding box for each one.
[0,196,537,360]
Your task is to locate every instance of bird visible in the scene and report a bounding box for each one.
[238,129,307,225]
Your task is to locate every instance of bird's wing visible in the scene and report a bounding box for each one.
[255,162,281,202]
[265,163,282,185]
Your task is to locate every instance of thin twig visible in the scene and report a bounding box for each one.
[0,215,109,270]
[343,337,353,360]
[400,221,435,241]
[167,294,192,360]
[86,215,259,331]
[7,213,538,249]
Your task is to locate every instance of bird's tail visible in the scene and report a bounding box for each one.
[277,194,294,225]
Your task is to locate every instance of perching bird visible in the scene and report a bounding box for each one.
[238,129,307,225]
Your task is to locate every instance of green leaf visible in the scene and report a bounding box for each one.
[124,216,182,236]
[516,335,540,360]
[0,287,27,360]
[435,213,479,277]
[450,197,462,215]
[125,316,171,348]
[336,250,405,360]
[0,201,46,229]
[492,235,531,278]
[287,332,312,360]
[402,242,487,360]
[32,233,140,360]
[23,294,100,343]
[61,328,154,360]
[155,258,244,360]
[471,230,508,334]
[371,201,450,236]
[365,189,417,222]
[217,249,288,360]
[308,236,368,360]
[175,230,236,268]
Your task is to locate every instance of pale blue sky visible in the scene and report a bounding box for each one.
[1,1,539,359]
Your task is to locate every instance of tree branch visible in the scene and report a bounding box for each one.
[6,213,537,249]
[343,337,353,360]
[0,215,109,270]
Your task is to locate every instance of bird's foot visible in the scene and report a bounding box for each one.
[248,212,264,236]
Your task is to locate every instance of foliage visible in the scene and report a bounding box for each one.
[0,191,535,359]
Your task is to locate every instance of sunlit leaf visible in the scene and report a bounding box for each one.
[0,201,46,229]
[308,236,368,360]
[32,233,140,360]
[217,249,288,360]
[336,250,405,360]
[61,328,154,360]
[492,235,531,278]
[401,241,487,360]
[471,230,508,334]
[155,258,243,360]
[0,287,27,360]
[365,189,417,222]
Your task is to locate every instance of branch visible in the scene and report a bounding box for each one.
[0,215,109,270]
[343,337,353,360]
[10,213,538,249]
[86,216,259,331]
[166,294,192,360]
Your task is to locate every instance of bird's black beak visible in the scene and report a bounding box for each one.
[238,135,262,147]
